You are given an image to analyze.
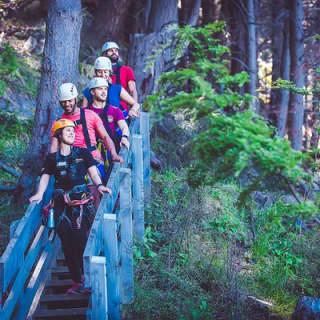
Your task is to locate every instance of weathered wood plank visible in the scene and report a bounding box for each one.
[119,168,134,304]
[9,219,20,240]
[20,237,61,320]
[91,256,108,320]
[140,112,151,203]
[103,214,121,320]
[0,202,41,295]
[132,134,145,242]
[1,225,47,319]
[83,204,104,288]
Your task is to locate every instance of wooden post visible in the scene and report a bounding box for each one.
[103,214,121,320]
[90,256,108,320]
[9,220,20,239]
[119,168,134,304]
[140,112,151,203]
[132,134,145,243]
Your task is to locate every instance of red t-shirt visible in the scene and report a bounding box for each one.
[52,109,104,161]
[88,104,125,135]
[111,65,135,111]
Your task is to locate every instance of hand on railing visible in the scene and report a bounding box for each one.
[120,136,130,149]
[29,193,43,204]
[128,103,140,118]
[112,154,124,164]
[97,185,112,195]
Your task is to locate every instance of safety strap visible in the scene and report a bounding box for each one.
[88,105,121,150]
[79,108,96,152]
[114,63,122,85]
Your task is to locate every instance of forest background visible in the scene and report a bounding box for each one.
[0,0,320,319]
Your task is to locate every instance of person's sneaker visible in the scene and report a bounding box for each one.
[80,276,92,294]
[66,281,83,294]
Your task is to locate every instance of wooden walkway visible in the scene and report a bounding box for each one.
[0,113,150,320]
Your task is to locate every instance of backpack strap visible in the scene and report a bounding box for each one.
[101,105,114,140]
[80,108,96,152]
[114,63,122,85]
[95,104,121,152]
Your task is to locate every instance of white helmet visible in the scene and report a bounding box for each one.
[94,56,112,71]
[58,83,78,101]
[89,77,109,90]
[101,41,119,53]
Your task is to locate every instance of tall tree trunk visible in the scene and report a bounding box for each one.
[288,0,305,150]
[147,0,178,33]
[202,0,221,25]
[84,0,133,48]
[310,94,320,150]
[180,0,201,26]
[18,0,82,202]
[221,0,247,95]
[270,0,286,122]
[277,13,291,137]
[129,0,179,101]
[247,0,259,113]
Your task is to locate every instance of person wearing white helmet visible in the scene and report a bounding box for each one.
[82,56,139,118]
[101,41,138,112]
[50,82,123,209]
[87,77,130,150]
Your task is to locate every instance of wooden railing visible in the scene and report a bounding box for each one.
[0,112,150,320]
[84,112,150,319]
[0,178,59,320]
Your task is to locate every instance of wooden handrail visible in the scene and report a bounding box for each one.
[0,179,59,320]
[0,112,150,320]
[85,113,150,319]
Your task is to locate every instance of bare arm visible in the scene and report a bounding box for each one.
[50,137,59,153]
[96,124,123,163]
[120,88,140,117]
[118,119,130,149]
[29,174,50,203]
[87,165,111,194]
[128,80,138,102]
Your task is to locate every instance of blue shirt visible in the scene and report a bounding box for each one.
[82,84,122,107]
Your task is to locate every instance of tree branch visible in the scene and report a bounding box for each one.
[0,161,21,177]
[0,184,17,191]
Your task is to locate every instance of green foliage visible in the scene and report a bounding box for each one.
[147,21,313,197]
[0,110,33,165]
[142,22,320,318]
[187,111,310,189]
[0,42,39,97]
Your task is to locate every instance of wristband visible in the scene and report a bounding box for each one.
[97,184,103,188]
[122,135,129,140]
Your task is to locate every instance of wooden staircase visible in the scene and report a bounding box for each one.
[0,113,151,319]
[32,258,90,320]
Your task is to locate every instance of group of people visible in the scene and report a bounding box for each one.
[29,41,139,294]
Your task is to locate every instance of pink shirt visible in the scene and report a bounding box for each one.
[52,109,104,161]
[88,104,125,135]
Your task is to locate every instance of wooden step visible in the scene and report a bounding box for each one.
[51,266,70,279]
[46,279,74,288]
[33,307,87,319]
[51,266,69,274]
[41,293,89,303]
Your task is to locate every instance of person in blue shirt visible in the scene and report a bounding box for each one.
[82,57,139,118]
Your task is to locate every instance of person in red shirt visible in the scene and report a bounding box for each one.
[82,56,139,118]
[101,41,138,112]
